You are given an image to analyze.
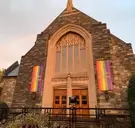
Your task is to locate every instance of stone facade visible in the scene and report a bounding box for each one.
[12,42,48,107]
[98,35,135,108]
[110,36,135,107]
[11,7,135,108]
[0,76,17,107]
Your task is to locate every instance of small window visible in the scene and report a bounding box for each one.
[55,96,59,99]
[82,96,87,104]
[55,96,60,104]
[62,96,67,104]
[55,101,59,104]
[75,95,79,104]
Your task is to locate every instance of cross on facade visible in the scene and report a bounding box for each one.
[67,0,73,11]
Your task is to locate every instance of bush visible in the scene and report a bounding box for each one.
[0,69,4,81]
[0,101,9,121]
[7,113,59,128]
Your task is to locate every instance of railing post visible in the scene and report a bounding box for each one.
[71,107,73,128]
[48,111,51,128]
[69,108,72,128]
[70,106,76,128]
[74,107,76,128]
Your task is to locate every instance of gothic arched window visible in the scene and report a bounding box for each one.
[55,32,86,73]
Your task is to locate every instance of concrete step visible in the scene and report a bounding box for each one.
[51,116,100,128]
[75,121,100,128]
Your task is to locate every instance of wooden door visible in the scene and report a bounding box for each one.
[53,89,67,114]
[72,89,89,116]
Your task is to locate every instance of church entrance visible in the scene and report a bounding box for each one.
[53,89,67,114]
[53,89,89,115]
[72,89,89,116]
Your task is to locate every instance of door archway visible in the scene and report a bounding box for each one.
[42,24,97,109]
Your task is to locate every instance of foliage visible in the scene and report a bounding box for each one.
[0,102,9,121]
[6,113,59,128]
[0,70,2,81]
[89,125,94,128]
[0,69,4,81]
[128,73,135,128]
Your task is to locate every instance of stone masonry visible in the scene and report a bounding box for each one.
[0,77,17,107]
[11,7,135,108]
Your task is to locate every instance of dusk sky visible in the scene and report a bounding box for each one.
[0,0,135,68]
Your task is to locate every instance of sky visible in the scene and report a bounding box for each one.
[0,0,135,69]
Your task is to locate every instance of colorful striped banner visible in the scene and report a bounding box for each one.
[96,60,113,91]
[30,65,43,92]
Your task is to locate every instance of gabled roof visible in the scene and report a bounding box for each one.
[41,2,100,34]
[23,0,131,59]
[4,61,19,77]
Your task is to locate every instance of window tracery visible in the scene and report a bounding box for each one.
[55,32,86,73]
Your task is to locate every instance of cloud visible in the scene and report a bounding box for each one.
[0,0,135,68]
[0,34,36,68]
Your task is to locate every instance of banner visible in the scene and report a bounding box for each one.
[96,60,113,91]
[30,65,43,92]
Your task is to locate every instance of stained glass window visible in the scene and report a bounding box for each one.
[74,45,79,72]
[55,32,86,74]
[68,46,73,72]
[56,52,60,73]
[80,49,86,71]
[62,47,67,72]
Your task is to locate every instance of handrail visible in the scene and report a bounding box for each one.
[0,107,133,110]
[52,106,67,127]
[0,107,131,128]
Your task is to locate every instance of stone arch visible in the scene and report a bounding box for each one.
[56,31,85,48]
[49,24,92,48]
[42,24,97,108]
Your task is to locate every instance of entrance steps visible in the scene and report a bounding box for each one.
[51,116,131,128]
[51,116,100,128]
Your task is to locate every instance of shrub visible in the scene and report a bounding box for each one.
[0,69,4,81]
[7,113,59,128]
[0,101,9,122]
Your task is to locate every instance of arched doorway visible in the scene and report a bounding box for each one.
[42,24,97,114]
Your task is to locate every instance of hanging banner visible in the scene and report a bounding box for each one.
[30,65,43,92]
[96,60,113,91]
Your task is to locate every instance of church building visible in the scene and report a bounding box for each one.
[1,0,135,112]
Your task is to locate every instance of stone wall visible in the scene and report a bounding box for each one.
[12,42,48,107]
[110,36,135,108]
[98,34,135,108]
[12,9,112,107]
[12,8,135,108]
[0,77,17,107]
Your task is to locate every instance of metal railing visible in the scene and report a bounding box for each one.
[0,107,132,128]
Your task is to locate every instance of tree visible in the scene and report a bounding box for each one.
[0,69,4,81]
[0,102,9,123]
[128,73,135,128]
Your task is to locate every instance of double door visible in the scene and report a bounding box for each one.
[53,89,67,114]
[72,89,89,116]
[53,89,89,115]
